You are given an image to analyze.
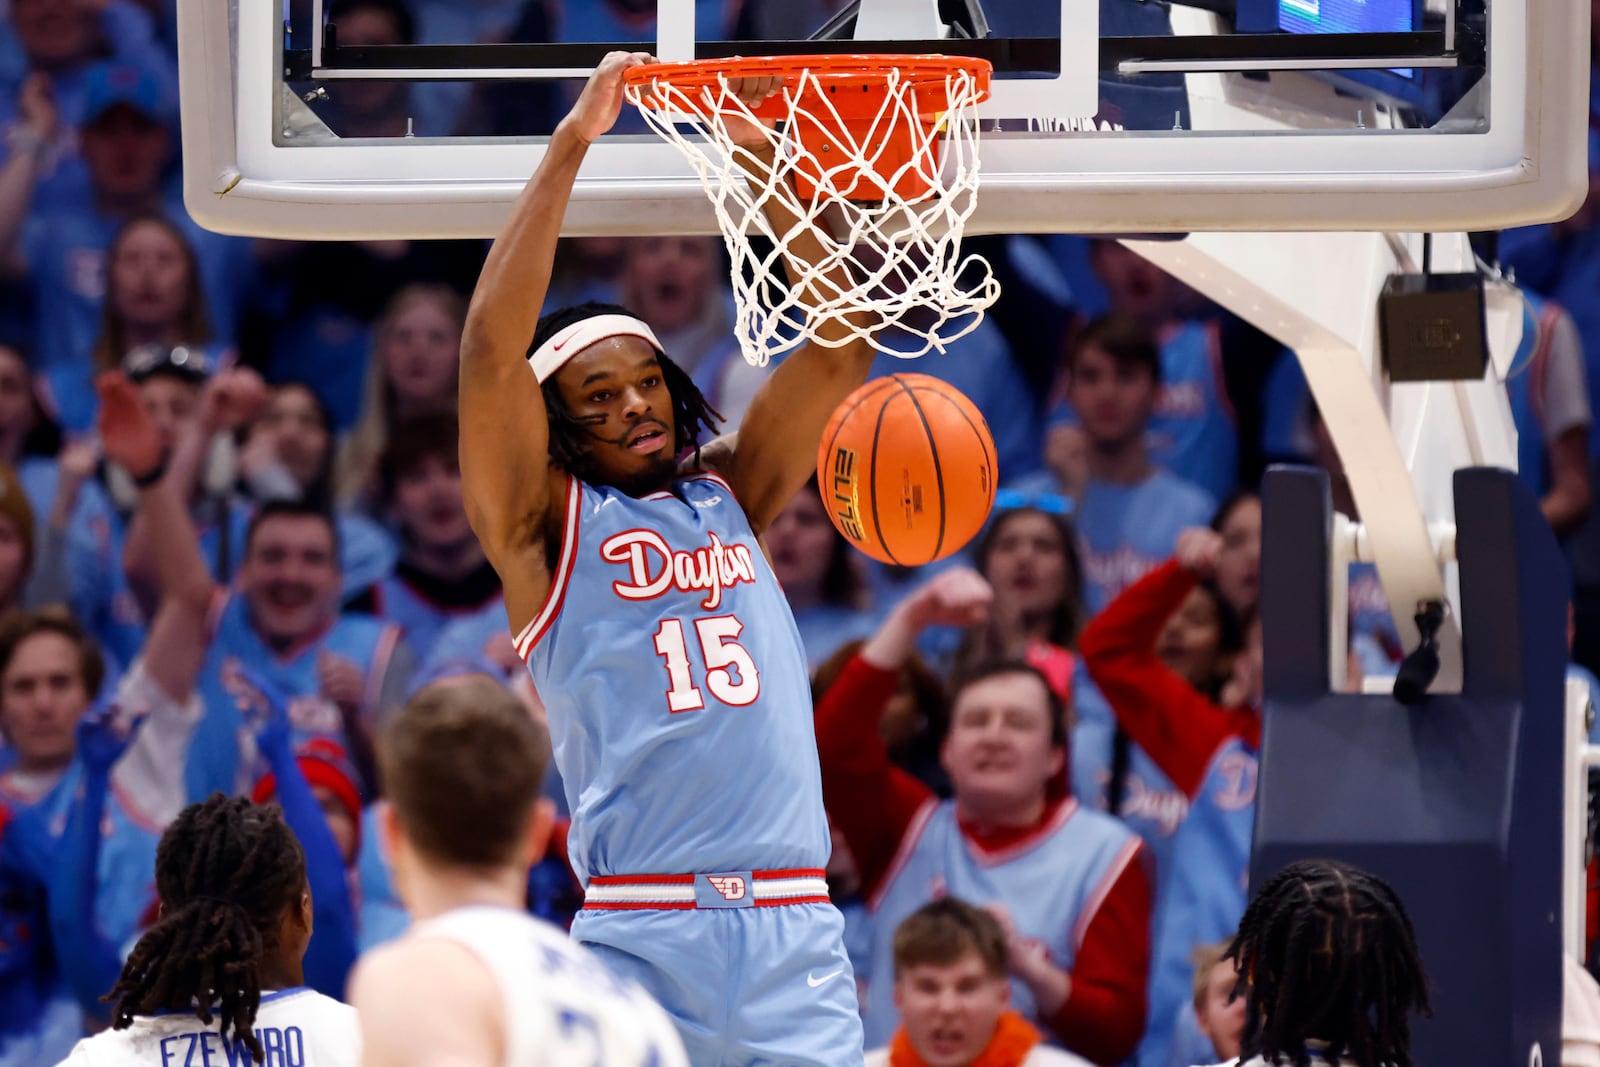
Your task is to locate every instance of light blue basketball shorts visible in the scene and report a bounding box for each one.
[572,872,864,1067]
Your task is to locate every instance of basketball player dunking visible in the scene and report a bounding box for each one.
[349,677,690,1067]
[456,53,874,1067]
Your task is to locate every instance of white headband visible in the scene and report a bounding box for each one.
[527,314,663,384]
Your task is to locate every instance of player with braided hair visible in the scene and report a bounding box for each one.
[1216,858,1431,1067]
[460,51,875,1067]
[57,794,359,1066]
[533,300,724,484]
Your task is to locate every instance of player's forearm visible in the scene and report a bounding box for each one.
[1079,560,1239,797]
[461,123,589,371]
[739,147,873,349]
[459,129,589,555]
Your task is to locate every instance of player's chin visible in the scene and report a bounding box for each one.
[601,445,678,493]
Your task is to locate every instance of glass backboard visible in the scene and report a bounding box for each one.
[175,0,1591,238]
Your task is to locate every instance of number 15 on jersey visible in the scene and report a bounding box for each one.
[652,615,761,713]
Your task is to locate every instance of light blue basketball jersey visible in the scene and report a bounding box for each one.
[374,576,500,664]
[522,473,830,881]
[420,598,514,675]
[862,799,1144,1048]
[1070,677,1190,888]
[187,596,402,802]
[1138,737,1257,1067]
[1148,321,1239,503]
[1075,472,1217,614]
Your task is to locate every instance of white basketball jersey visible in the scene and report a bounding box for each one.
[407,906,689,1067]
[54,986,358,1066]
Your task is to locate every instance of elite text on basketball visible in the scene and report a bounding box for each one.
[828,449,866,542]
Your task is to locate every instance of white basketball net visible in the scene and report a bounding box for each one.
[625,63,1000,368]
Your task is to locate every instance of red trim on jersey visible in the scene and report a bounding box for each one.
[362,623,402,715]
[867,799,941,912]
[1072,836,1143,951]
[203,587,231,641]
[958,798,1078,867]
[815,653,941,900]
[686,471,737,496]
[589,873,696,886]
[1204,320,1237,425]
[587,868,826,886]
[1079,558,1261,799]
[1045,838,1152,1063]
[755,867,827,880]
[1530,300,1562,428]
[581,868,830,910]
[581,896,832,912]
[515,474,582,659]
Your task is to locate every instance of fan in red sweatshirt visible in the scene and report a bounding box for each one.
[816,567,1152,1066]
[1078,529,1262,1067]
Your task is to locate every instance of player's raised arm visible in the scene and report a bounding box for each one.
[720,143,878,536]
[460,50,653,629]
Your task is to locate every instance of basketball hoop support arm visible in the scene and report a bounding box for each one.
[1124,230,1524,696]
[853,0,949,39]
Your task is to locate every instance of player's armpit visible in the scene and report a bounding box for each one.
[718,156,876,535]
[350,939,504,1067]
[725,340,875,536]
[460,123,598,632]
[459,355,565,562]
[682,431,739,479]
[486,471,579,647]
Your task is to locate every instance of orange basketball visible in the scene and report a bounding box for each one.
[816,374,998,566]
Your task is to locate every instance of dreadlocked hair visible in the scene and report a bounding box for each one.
[529,302,723,473]
[1224,858,1432,1067]
[106,794,306,1061]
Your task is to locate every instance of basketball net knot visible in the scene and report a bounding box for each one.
[625,57,1001,369]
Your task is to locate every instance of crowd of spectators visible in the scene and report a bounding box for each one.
[0,0,1597,1065]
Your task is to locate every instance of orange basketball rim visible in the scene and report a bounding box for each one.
[624,54,993,203]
